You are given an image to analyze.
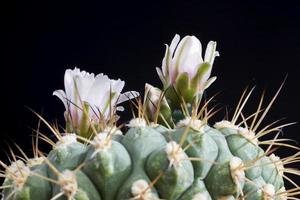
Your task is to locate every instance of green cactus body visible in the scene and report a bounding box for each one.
[83,137,131,200]
[146,141,194,199]
[51,170,101,200]
[205,127,235,163]
[224,131,263,179]
[260,156,284,191]
[203,127,241,199]
[243,176,266,200]
[2,161,51,200]
[1,121,291,200]
[179,178,212,200]
[116,125,167,199]
[205,159,244,199]
[47,135,87,180]
[170,127,218,179]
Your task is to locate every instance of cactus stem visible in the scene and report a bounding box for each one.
[37,151,61,176]
[263,184,275,200]
[243,179,276,200]
[166,141,186,168]
[177,123,195,148]
[243,177,260,195]
[237,127,258,145]
[191,193,207,200]
[27,157,45,168]
[214,120,259,144]
[5,160,30,189]
[130,179,159,200]
[90,132,112,157]
[29,170,60,184]
[217,196,235,200]
[230,157,245,185]
[103,126,123,135]
[186,157,217,165]
[58,170,78,200]
[54,134,78,149]
[127,118,147,128]
[35,152,82,200]
[75,134,93,144]
[177,117,204,132]
[214,120,238,130]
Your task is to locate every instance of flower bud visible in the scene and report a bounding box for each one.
[157,34,219,108]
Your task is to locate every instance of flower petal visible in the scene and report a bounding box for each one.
[191,62,211,89]
[204,41,219,65]
[64,68,95,106]
[53,89,68,110]
[204,76,217,90]
[73,69,95,102]
[156,67,167,86]
[163,34,180,84]
[169,34,181,56]
[175,72,196,103]
[117,91,140,104]
[161,45,169,77]
[110,78,125,96]
[173,36,203,80]
[86,73,111,118]
[116,106,125,111]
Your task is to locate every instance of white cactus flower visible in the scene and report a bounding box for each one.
[53,68,139,134]
[156,34,219,105]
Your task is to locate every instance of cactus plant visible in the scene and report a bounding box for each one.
[1,34,299,200]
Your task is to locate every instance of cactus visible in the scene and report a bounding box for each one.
[1,34,299,200]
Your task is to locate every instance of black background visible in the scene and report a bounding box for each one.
[3,0,300,183]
